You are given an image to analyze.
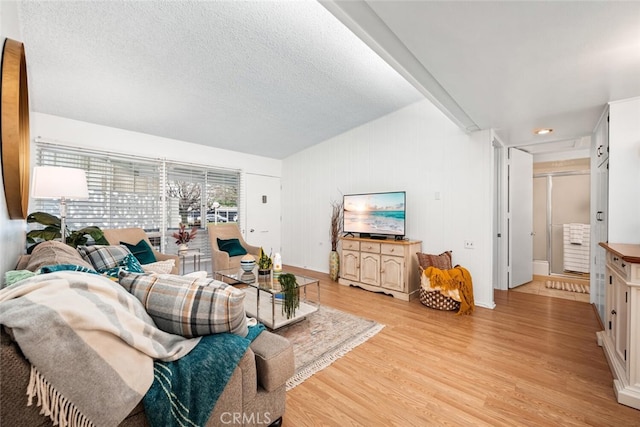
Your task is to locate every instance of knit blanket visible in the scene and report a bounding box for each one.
[144,324,265,427]
[423,266,475,315]
[0,271,200,427]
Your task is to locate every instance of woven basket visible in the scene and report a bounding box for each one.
[419,287,460,311]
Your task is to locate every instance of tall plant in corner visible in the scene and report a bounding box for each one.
[329,199,343,281]
[26,212,108,251]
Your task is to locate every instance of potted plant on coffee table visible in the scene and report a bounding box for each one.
[257,247,273,287]
[277,273,300,319]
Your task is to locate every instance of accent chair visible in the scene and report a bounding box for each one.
[208,223,261,272]
[102,227,180,274]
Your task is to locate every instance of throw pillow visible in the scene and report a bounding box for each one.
[25,240,94,272]
[416,251,453,270]
[217,238,247,257]
[182,271,208,279]
[118,271,248,338]
[99,254,146,278]
[120,239,157,265]
[77,245,144,274]
[141,259,176,274]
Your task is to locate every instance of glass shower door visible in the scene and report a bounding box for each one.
[549,174,590,276]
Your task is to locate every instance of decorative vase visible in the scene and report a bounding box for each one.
[257,268,272,288]
[178,243,189,254]
[329,250,339,281]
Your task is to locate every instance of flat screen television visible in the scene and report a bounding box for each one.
[343,191,406,239]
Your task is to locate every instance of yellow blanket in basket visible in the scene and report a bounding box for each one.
[423,266,475,315]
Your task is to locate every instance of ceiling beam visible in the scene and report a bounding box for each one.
[320,0,480,133]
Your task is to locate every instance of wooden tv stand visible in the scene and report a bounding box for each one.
[338,237,422,301]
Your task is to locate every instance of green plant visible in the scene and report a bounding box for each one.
[257,247,273,270]
[26,212,108,250]
[278,273,300,319]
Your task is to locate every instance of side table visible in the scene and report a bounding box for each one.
[179,249,202,275]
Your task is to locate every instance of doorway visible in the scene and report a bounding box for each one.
[532,159,590,280]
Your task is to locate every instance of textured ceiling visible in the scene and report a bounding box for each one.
[18,1,423,159]
[20,1,640,160]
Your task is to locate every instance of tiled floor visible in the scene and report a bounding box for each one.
[510,275,591,303]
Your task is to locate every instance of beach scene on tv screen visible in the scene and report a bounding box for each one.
[344,192,405,235]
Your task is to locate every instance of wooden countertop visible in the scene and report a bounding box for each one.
[599,242,640,264]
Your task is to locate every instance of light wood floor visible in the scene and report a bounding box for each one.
[511,275,591,303]
[280,266,639,426]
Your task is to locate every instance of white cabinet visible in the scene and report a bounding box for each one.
[338,237,421,301]
[592,97,640,325]
[597,243,640,410]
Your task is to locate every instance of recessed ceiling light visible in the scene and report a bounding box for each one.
[534,128,553,135]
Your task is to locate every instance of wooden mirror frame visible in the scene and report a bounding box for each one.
[1,38,30,219]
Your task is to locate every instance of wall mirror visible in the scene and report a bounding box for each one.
[1,38,30,219]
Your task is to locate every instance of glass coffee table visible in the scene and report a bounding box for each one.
[214,267,320,330]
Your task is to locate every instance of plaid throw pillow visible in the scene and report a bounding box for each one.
[118,272,248,338]
[78,245,134,271]
[416,251,453,270]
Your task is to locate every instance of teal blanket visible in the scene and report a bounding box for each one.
[144,324,265,427]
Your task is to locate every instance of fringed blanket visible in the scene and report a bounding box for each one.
[144,324,265,427]
[423,266,475,315]
[0,272,200,427]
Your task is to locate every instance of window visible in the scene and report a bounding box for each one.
[34,142,241,260]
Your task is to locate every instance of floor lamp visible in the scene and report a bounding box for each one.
[31,166,89,243]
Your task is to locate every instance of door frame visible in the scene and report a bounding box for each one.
[493,135,509,291]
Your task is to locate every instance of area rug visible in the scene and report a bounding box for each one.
[545,280,589,294]
[274,305,384,390]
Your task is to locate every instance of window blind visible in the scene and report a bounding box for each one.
[34,142,242,263]
[165,161,241,259]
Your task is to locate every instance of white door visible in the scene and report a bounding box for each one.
[509,148,533,288]
[245,174,281,256]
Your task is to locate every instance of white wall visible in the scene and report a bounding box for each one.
[32,113,281,177]
[0,1,27,280]
[608,96,640,243]
[30,113,282,247]
[282,99,495,309]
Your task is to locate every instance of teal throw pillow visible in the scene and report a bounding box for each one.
[217,238,247,257]
[121,239,157,265]
[100,254,146,278]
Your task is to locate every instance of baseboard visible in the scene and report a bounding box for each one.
[533,260,549,276]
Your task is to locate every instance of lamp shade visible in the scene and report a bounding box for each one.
[31,166,89,200]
